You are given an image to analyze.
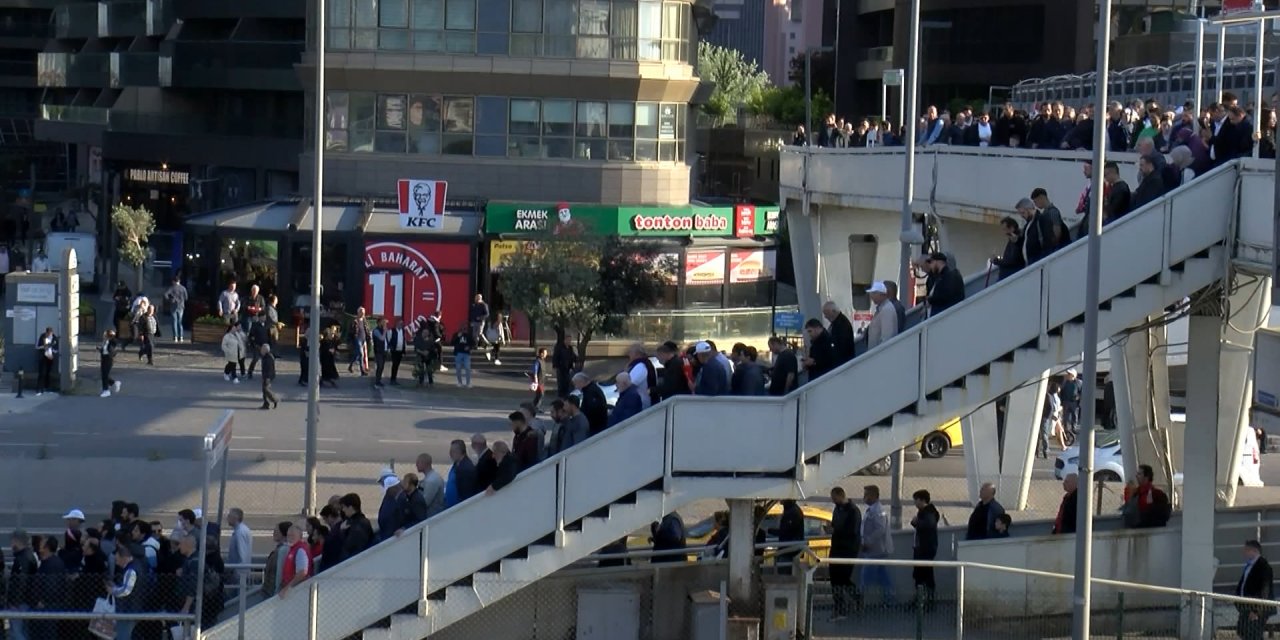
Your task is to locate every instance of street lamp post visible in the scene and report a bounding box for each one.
[303,0,325,515]
[1072,0,1111,637]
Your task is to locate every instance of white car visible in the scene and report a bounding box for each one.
[1055,414,1263,487]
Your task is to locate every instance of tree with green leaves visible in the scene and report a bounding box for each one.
[111,203,155,289]
[696,41,772,124]
[755,85,833,130]
[497,227,675,363]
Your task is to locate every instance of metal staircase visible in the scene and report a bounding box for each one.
[204,162,1242,640]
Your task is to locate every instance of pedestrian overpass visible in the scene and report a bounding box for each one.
[205,150,1276,640]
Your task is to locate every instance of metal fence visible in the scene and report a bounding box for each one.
[805,557,1276,640]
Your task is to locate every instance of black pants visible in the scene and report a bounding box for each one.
[829,561,858,615]
[248,349,261,376]
[1237,607,1266,640]
[912,549,936,594]
[224,362,238,379]
[262,378,277,407]
[374,351,387,383]
[100,357,114,391]
[299,353,309,385]
[238,357,246,376]
[138,335,153,364]
[37,356,53,391]
[390,351,403,381]
[556,368,573,398]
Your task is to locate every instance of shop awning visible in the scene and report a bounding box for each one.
[185,199,482,237]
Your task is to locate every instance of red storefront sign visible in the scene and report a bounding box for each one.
[363,240,471,331]
[734,205,756,238]
[1223,0,1254,14]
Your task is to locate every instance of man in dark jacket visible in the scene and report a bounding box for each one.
[551,335,576,399]
[802,319,838,381]
[1236,539,1274,639]
[655,342,692,400]
[965,483,1006,541]
[730,345,767,396]
[608,374,644,428]
[319,505,344,572]
[1017,198,1057,265]
[246,314,271,379]
[258,344,278,410]
[572,373,610,436]
[821,302,856,365]
[991,217,1026,281]
[828,488,862,620]
[376,476,405,541]
[777,500,805,575]
[767,337,798,396]
[924,252,965,315]
[650,513,686,563]
[1053,474,1078,534]
[1102,161,1132,227]
[485,442,518,494]
[339,493,375,559]
[471,434,498,491]
[446,440,479,507]
[1130,154,1166,212]
[911,489,940,604]
[693,342,732,395]
[33,535,67,637]
[8,529,38,639]
[510,411,542,472]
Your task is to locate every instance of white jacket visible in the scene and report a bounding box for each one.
[222,332,243,362]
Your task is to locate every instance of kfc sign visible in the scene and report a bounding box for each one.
[396,179,448,229]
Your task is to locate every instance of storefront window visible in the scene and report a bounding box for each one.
[327,0,690,63]
[683,249,724,308]
[326,91,684,163]
[726,248,774,308]
[220,238,280,299]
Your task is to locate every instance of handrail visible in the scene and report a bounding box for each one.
[0,611,197,622]
[818,557,1280,610]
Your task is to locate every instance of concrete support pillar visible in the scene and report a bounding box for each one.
[1110,317,1175,489]
[785,207,824,323]
[1181,273,1271,638]
[996,371,1050,511]
[727,499,755,608]
[961,404,1001,504]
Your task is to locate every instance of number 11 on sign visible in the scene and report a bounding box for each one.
[368,272,404,318]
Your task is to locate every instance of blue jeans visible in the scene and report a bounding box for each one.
[113,619,135,640]
[8,608,28,640]
[454,353,471,386]
[860,563,893,604]
[171,309,184,340]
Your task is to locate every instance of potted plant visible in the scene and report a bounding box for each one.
[78,296,96,336]
[192,314,230,344]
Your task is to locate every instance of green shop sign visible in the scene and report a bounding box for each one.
[486,202,779,237]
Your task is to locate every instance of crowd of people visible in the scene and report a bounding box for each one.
[797,92,1276,161]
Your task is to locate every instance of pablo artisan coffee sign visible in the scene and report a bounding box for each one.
[631,212,729,233]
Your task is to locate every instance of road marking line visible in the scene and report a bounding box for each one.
[234,436,265,440]
[0,443,59,447]
[298,437,344,442]
[52,432,89,436]
[231,448,338,454]
[377,439,421,445]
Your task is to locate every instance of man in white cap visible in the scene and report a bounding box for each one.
[865,282,899,349]
[62,508,86,568]
[1060,368,1081,434]
[693,341,731,396]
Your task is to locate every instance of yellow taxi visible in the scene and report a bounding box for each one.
[627,503,834,559]
[916,416,964,458]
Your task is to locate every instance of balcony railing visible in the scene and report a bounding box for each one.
[41,104,303,139]
[170,0,303,19]
[53,3,102,39]
[112,52,160,87]
[37,52,110,87]
[105,1,146,37]
[40,104,110,126]
[160,40,303,89]
[858,45,893,62]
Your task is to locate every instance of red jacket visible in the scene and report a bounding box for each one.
[282,540,312,586]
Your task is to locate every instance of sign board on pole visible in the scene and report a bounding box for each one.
[882,69,904,87]
[396,179,447,229]
[774,310,805,333]
[204,410,234,470]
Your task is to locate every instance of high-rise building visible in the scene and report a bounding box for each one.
[0,1,67,213]
[702,0,766,69]
[763,0,824,86]
[34,0,305,232]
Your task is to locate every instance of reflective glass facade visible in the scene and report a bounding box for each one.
[325,91,687,161]
[326,0,691,61]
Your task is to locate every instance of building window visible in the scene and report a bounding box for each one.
[325,91,684,162]
[327,0,690,63]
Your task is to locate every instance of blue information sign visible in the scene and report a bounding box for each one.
[773,310,805,333]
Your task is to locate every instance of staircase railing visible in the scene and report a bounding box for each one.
[207,160,1244,640]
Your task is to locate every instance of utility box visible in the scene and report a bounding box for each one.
[762,576,801,640]
[688,589,724,640]
[4,272,62,378]
[576,586,639,640]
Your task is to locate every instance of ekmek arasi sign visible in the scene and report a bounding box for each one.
[396,179,447,229]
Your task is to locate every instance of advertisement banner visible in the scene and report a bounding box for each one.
[396,179,447,229]
[364,240,471,330]
[729,249,776,283]
[734,205,756,238]
[488,240,535,272]
[685,250,726,285]
[1223,0,1254,13]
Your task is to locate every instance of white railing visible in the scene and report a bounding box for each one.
[207,161,1244,639]
[812,556,1279,640]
